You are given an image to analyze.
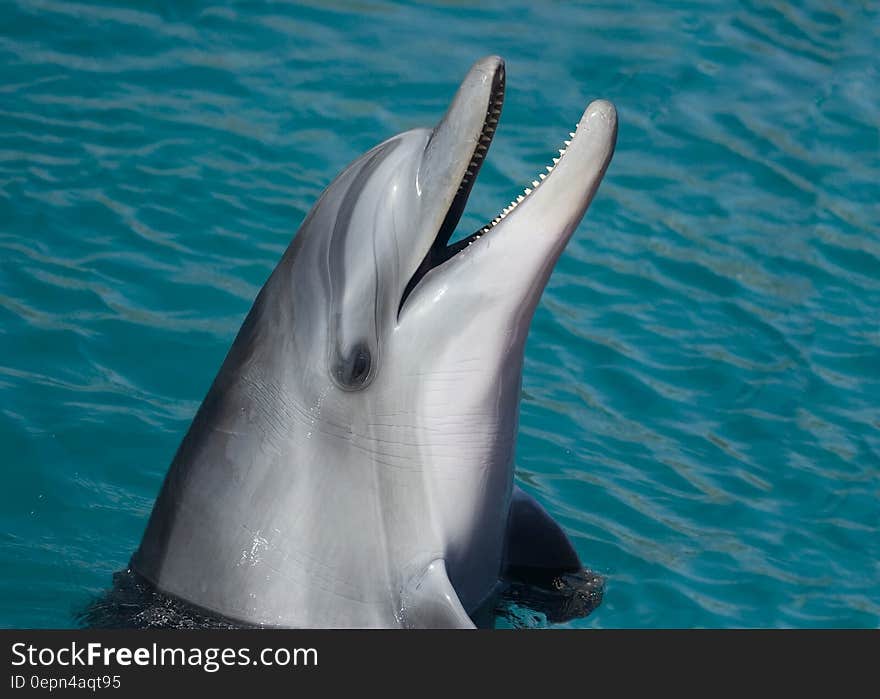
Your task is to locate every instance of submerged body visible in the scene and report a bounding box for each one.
[131,56,617,628]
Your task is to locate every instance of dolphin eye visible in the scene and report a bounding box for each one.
[349,346,371,384]
[333,342,373,390]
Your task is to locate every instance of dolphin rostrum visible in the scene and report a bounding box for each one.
[131,56,617,628]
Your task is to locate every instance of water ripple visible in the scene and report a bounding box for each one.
[1,0,878,628]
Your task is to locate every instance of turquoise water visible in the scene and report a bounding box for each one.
[1,0,878,628]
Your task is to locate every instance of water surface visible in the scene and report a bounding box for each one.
[0,0,878,628]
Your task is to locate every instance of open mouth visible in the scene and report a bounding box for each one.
[399,64,578,315]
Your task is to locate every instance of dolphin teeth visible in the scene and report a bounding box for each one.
[460,99,595,253]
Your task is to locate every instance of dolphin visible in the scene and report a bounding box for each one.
[131,55,617,628]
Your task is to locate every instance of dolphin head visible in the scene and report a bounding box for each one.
[251,55,617,604]
[268,57,508,394]
[271,55,615,402]
[135,56,616,625]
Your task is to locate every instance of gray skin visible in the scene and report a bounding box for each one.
[132,56,617,628]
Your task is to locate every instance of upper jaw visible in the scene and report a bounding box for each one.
[424,56,505,250]
[401,56,505,314]
[417,55,505,209]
